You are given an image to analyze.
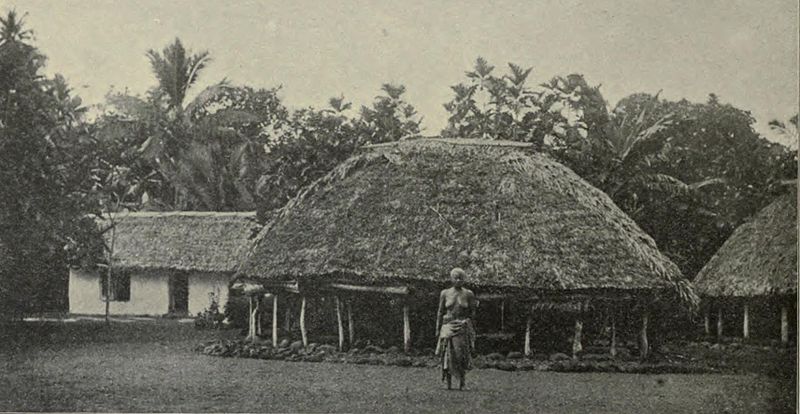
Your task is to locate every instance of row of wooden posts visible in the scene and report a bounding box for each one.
[703,302,791,343]
[247,294,411,352]
[244,282,415,352]
[242,283,653,359]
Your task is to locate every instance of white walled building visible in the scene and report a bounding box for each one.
[69,211,258,316]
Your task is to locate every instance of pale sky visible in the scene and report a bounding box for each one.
[3,0,799,146]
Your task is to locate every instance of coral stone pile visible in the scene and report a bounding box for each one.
[195,338,746,374]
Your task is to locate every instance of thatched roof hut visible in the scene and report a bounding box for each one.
[237,138,687,356]
[233,138,698,356]
[69,211,259,317]
[238,138,682,293]
[693,190,797,343]
[694,191,797,297]
[101,211,258,273]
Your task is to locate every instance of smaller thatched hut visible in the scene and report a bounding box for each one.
[694,189,797,343]
[69,211,258,317]
[235,138,690,357]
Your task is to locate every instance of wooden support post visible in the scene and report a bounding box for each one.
[742,303,749,339]
[330,283,409,295]
[716,307,723,339]
[272,294,279,347]
[347,300,355,346]
[500,300,505,331]
[254,299,260,338]
[403,303,411,353]
[299,296,308,347]
[247,296,255,341]
[524,315,532,356]
[572,319,583,359]
[781,305,789,344]
[257,300,262,336]
[640,311,649,360]
[335,296,345,351]
[248,296,259,342]
[703,309,710,335]
[610,313,617,357]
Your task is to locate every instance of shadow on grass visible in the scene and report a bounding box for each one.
[0,320,237,353]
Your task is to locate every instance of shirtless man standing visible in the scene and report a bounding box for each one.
[436,268,477,390]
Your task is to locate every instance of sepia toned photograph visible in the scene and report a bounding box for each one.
[0,1,797,412]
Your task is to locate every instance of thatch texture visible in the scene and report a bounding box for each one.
[694,191,798,297]
[99,211,259,273]
[239,138,683,293]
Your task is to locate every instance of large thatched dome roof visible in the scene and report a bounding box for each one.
[238,138,683,292]
[694,190,797,297]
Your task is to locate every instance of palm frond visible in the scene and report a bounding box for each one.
[137,135,166,161]
[203,109,261,127]
[0,10,33,44]
[688,177,727,190]
[105,93,159,120]
[184,81,231,119]
[146,38,211,112]
[185,51,211,92]
[625,173,691,197]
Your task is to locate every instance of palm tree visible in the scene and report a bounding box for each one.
[103,38,269,210]
[598,94,675,197]
[145,38,210,114]
[584,92,725,226]
[0,10,33,45]
[136,38,218,163]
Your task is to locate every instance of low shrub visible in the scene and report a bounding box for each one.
[195,296,225,330]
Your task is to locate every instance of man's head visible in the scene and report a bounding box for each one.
[450,267,466,288]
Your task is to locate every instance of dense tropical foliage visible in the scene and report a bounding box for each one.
[0,11,99,315]
[0,13,796,316]
[442,58,797,278]
[255,84,421,213]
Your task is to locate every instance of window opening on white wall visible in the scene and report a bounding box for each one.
[100,272,131,302]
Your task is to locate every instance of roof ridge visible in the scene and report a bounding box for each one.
[104,211,256,219]
[363,137,535,149]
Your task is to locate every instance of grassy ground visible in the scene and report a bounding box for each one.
[0,321,794,413]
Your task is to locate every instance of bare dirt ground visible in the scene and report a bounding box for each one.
[0,320,794,413]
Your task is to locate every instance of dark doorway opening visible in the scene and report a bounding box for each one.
[169,273,189,315]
